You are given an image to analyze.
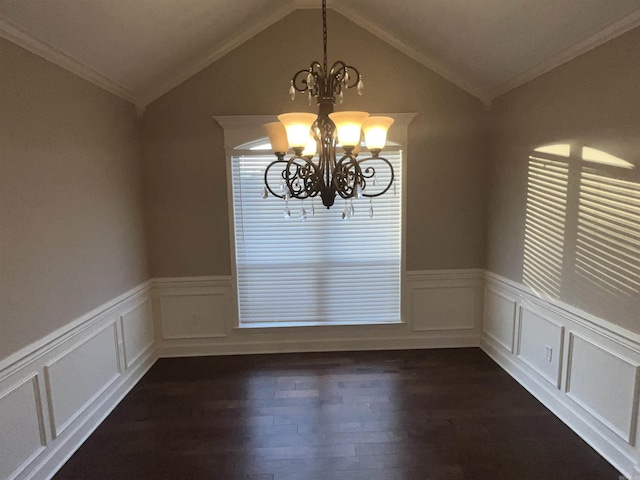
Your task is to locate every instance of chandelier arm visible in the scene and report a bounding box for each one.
[285,155,322,199]
[333,154,362,199]
[357,156,395,198]
[326,62,360,98]
[264,159,288,199]
[329,62,359,86]
[292,69,314,93]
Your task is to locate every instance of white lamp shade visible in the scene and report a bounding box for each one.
[362,116,394,151]
[278,113,317,149]
[263,122,289,153]
[328,111,369,147]
[302,136,318,156]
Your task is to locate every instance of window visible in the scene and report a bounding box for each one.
[230,144,403,327]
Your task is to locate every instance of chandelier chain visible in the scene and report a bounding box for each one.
[322,0,328,73]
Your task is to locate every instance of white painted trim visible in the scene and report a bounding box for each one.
[482,271,640,478]
[0,281,155,480]
[43,322,121,439]
[482,338,636,479]
[331,3,492,106]
[37,353,155,480]
[565,333,640,444]
[483,285,517,352]
[157,335,480,358]
[0,15,139,107]
[153,276,232,289]
[216,113,416,332]
[152,270,483,357]
[484,271,640,352]
[139,2,297,106]
[3,2,638,109]
[406,269,485,282]
[119,299,154,370]
[516,304,565,389]
[4,269,638,478]
[139,3,493,107]
[0,280,153,380]
[491,8,640,99]
[0,375,47,480]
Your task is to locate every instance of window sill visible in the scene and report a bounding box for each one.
[234,320,404,332]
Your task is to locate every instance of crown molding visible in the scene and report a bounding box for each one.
[0,15,139,106]
[491,8,640,100]
[139,2,297,107]
[3,1,637,111]
[331,3,493,107]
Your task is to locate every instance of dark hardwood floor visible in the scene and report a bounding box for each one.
[53,348,620,479]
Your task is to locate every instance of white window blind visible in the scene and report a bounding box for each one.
[231,148,402,326]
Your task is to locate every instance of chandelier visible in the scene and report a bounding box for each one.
[262,0,395,218]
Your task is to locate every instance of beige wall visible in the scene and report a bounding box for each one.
[487,27,640,333]
[141,9,488,278]
[0,38,149,360]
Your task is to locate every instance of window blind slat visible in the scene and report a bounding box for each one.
[231,152,402,325]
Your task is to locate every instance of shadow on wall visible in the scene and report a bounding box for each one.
[523,143,640,306]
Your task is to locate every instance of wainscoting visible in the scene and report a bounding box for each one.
[0,283,156,480]
[153,270,485,358]
[2,269,639,479]
[482,271,640,479]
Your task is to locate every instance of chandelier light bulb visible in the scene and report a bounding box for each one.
[263,122,289,154]
[277,113,317,149]
[328,111,370,148]
[362,116,394,152]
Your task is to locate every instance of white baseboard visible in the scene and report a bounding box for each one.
[0,283,156,480]
[482,272,640,478]
[157,334,481,358]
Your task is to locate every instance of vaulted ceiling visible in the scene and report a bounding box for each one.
[1,0,639,109]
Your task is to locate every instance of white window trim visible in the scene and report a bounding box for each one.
[214,113,417,329]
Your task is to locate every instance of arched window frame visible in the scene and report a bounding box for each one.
[215,113,416,328]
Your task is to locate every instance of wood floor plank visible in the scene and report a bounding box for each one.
[52,348,621,480]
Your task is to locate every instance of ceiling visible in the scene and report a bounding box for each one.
[1,0,639,109]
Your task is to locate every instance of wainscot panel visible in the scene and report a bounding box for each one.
[45,323,121,438]
[153,270,484,357]
[0,376,45,480]
[121,299,155,370]
[482,271,640,479]
[566,333,638,444]
[483,286,517,352]
[517,304,564,388]
[0,281,155,480]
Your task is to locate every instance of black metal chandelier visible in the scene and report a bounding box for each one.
[262,0,395,218]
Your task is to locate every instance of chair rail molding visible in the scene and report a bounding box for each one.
[2,268,637,479]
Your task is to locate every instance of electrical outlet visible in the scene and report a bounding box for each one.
[545,346,553,362]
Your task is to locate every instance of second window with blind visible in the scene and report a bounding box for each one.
[230,144,403,327]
